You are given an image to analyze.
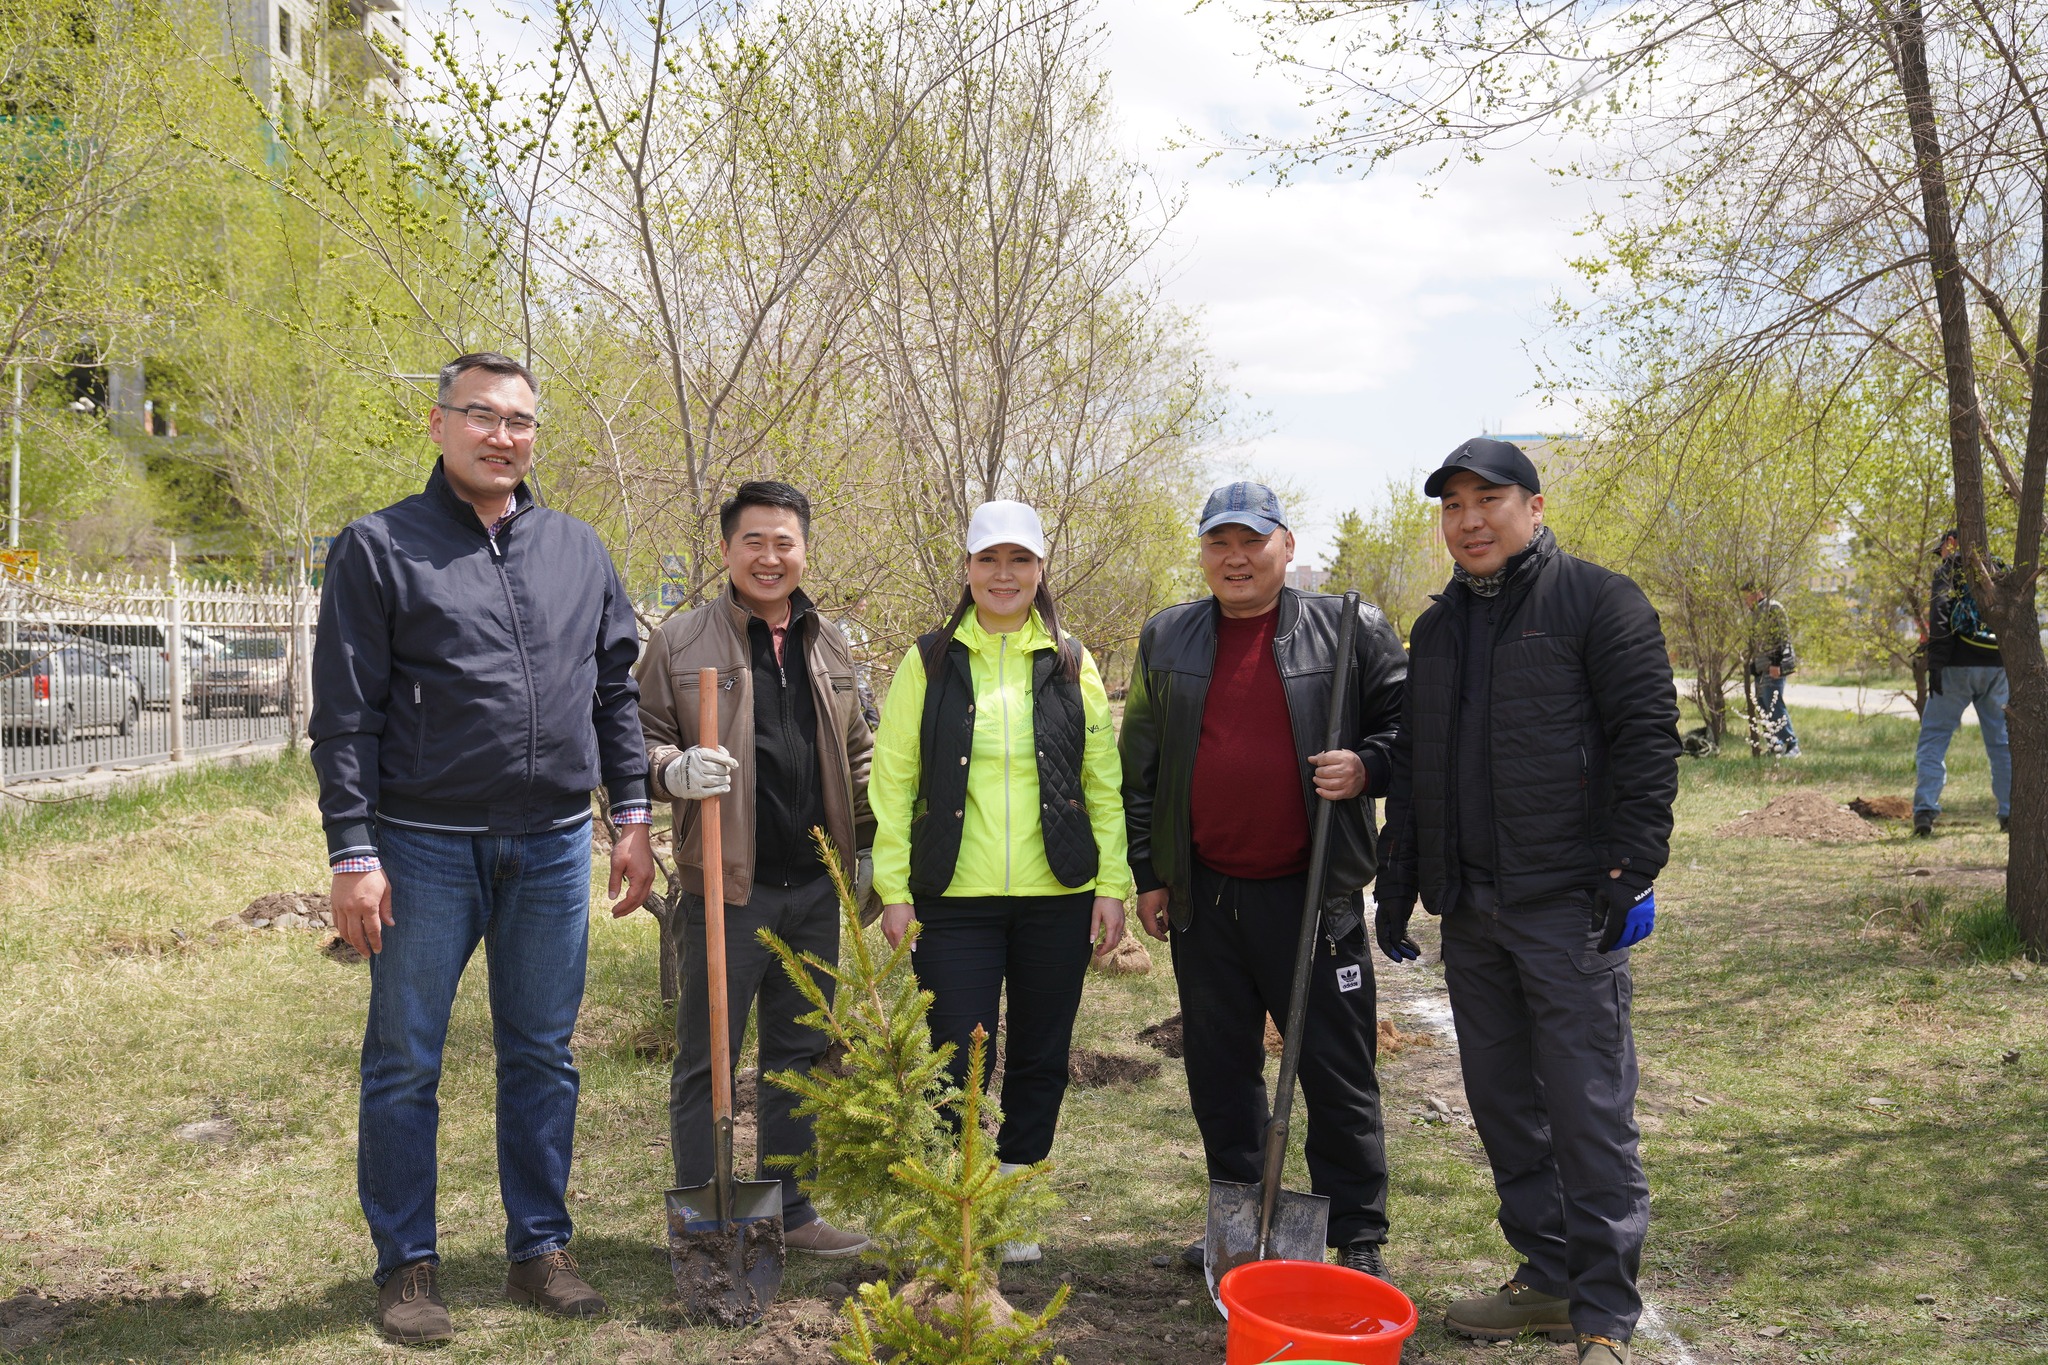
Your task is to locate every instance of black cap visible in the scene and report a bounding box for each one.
[1423,437,1541,499]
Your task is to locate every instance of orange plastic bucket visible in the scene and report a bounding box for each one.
[1218,1260,1417,1364]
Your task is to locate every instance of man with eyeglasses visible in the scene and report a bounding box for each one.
[312,352,656,1345]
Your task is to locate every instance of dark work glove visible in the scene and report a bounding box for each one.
[1593,872,1655,953]
[1375,895,1421,963]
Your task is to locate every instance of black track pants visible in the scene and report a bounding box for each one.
[1171,860,1388,1248]
[912,892,1095,1166]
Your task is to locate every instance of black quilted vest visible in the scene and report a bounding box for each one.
[908,633,1098,897]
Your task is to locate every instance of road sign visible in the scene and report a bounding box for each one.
[660,580,688,608]
[0,549,37,582]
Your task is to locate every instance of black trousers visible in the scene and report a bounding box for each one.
[911,892,1094,1166]
[1440,896,1648,1341]
[1172,860,1388,1247]
[671,878,838,1229]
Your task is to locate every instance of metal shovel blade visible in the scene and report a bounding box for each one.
[1203,1178,1330,1316]
[666,1179,786,1327]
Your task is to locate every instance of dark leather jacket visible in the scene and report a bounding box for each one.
[1118,588,1408,936]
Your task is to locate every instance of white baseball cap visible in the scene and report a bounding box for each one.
[965,500,1048,558]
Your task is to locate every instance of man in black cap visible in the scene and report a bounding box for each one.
[1374,439,1679,1365]
[1119,480,1409,1279]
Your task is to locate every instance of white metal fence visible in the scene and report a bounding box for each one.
[0,564,313,784]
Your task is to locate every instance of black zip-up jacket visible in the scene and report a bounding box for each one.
[1118,588,1408,937]
[1379,539,1680,914]
[748,595,827,887]
[310,462,649,864]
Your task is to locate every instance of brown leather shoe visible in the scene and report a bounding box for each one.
[784,1218,871,1257]
[377,1260,454,1345]
[505,1248,607,1317]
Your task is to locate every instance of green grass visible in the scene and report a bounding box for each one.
[2,713,2045,1362]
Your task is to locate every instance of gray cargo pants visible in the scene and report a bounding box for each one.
[1440,893,1649,1342]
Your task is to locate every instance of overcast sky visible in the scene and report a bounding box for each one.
[1094,0,1605,562]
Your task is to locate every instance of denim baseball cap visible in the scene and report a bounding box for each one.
[1198,481,1288,536]
[1423,437,1542,498]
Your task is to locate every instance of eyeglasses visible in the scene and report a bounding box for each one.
[438,403,539,438]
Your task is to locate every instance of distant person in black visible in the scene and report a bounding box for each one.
[1375,439,1680,1365]
[1914,529,2010,836]
[1741,585,1798,755]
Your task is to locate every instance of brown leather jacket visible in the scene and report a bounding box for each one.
[636,585,875,903]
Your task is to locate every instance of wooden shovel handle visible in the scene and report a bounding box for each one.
[699,667,732,1126]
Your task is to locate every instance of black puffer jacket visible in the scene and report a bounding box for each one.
[1119,588,1408,936]
[1379,539,1680,913]
[310,462,648,864]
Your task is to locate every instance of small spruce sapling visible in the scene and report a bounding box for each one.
[758,834,962,1270]
[836,1027,1069,1365]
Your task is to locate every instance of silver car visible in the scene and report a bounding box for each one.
[1,643,144,742]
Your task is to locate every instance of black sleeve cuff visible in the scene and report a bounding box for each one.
[327,818,378,866]
[1357,748,1391,800]
[606,775,650,810]
[1131,860,1165,895]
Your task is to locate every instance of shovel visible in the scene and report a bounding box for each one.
[1205,591,1362,1313]
[667,666,785,1326]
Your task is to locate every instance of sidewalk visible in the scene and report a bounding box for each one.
[1676,679,1979,727]
[0,739,294,824]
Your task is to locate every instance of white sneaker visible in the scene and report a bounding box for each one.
[997,1163,1042,1263]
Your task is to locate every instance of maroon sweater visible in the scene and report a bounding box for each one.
[1189,607,1311,879]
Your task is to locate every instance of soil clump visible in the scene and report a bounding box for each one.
[1138,1014,1183,1058]
[1851,795,1914,821]
[1714,791,1878,842]
[213,891,333,933]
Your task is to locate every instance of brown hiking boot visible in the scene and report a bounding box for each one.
[505,1248,607,1318]
[1445,1279,1575,1342]
[784,1218,872,1258]
[377,1260,453,1345]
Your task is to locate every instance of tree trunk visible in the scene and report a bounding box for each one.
[1887,0,2048,953]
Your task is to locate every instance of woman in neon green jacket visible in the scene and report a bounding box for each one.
[871,500,1130,1262]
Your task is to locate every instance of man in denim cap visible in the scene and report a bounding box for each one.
[1120,480,1409,1281]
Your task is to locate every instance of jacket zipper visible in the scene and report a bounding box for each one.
[414,680,425,769]
[999,634,1012,893]
[487,518,539,808]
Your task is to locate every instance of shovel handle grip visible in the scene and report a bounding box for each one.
[700,668,733,1128]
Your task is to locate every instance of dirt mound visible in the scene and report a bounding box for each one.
[1069,1049,1161,1089]
[1092,934,1152,975]
[213,891,333,933]
[1379,1019,1436,1056]
[320,935,366,965]
[1851,795,1914,821]
[1715,791,1878,842]
[1138,1015,1183,1058]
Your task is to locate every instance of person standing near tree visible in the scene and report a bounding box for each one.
[1374,439,1680,1365]
[1118,481,1409,1281]
[635,479,877,1259]
[1741,584,1800,755]
[869,500,1131,1266]
[312,352,657,1345]
[1914,528,2012,837]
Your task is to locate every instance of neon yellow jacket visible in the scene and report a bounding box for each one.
[871,609,1132,904]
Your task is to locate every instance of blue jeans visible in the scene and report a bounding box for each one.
[359,820,594,1283]
[1915,665,2011,819]
[1754,674,1797,752]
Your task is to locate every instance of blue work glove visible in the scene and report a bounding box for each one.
[1375,894,1421,963]
[1594,872,1655,953]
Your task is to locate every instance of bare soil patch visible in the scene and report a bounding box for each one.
[1067,1049,1160,1089]
[212,890,333,933]
[0,1239,200,1354]
[1137,1014,1182,1058]
[1715,791,1878,842]
[723,1295,843,1363]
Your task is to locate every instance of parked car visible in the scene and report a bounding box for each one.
[191,633,291,716]
[1,643,144,742]
[66,618,228,707]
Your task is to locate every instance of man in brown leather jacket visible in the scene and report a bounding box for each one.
[635,479,875,1256]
